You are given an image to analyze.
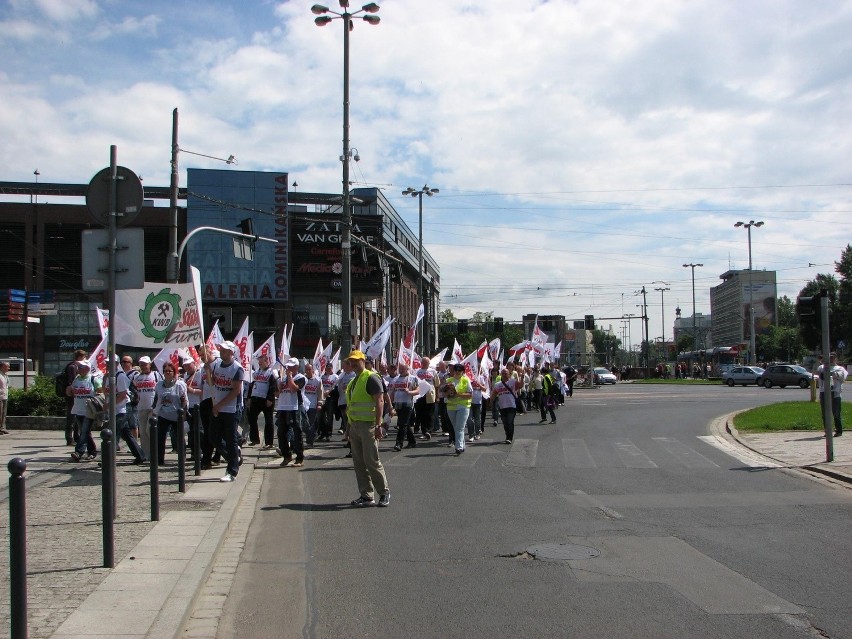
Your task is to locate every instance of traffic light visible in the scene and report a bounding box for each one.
[458,319,468,334]
[389,263,401,282]
[796,290,828,325]
[543,319,553,331]
[238,218,254,237]
[584,314,595,330]
[494,317,503,333]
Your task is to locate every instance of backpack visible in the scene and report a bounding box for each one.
[54,371,68,397]
[124,372,139,407]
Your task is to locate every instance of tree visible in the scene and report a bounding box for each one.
[591,329,621,365]
[676,333,694,354]
[834,244,852,356]
[776,295,797,329]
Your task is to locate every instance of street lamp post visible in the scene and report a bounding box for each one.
[734,220,764,365]
[402,184,438,353]
[312,2,380,356]
[654,285,671,361]
[682,263,703,352]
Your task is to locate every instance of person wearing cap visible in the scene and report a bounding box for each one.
[103,355,147,464]
[204,341,245,482]
[302,363,324,448]
[274,357,307,466]
[336,358,356,441]
[247,352,278,448]
[344,350,390,507]
[63,349,89,445]
[316,362,339,442]
[414,357,437,440]
[67,360,101,461]
[816,352,848,437]
[134,355,163,461]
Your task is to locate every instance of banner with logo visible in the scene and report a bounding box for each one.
[113,267,204,349]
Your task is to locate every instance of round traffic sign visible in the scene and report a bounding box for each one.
[86,166,144,227]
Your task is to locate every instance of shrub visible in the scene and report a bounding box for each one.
[8,376,66,416]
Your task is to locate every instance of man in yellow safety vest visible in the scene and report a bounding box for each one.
[345,350,391,507]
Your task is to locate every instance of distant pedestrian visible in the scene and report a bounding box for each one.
[816,352,848,437]
[445,363,473,455]
[63,349,88,445]
[344,350,390,507]
[493,369,522,443]
[204,341,245,482]
[68,360,100,461]
[152,362,188,465]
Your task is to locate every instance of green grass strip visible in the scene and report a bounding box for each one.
[734,400,851,433]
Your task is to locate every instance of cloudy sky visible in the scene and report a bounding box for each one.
[2,0,851,346]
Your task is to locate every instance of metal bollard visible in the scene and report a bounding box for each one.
[193,407,201,477]
[177,409,186,493]
[100,429,115,568]
[8,458,28,639]
[149,417,159,521]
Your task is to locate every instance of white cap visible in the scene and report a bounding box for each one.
[286,357,299,368]
[138,356,152,364]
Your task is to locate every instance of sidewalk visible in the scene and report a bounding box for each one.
[721,417,852,485]
[0,429,264,639]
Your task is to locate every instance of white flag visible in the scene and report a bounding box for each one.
[206,320,224,355]
[95,307,110,339]
[113,272,204,349]
[312,338,325,371]
[430,347,448,367]
[330,347,341,372]
[364,316,395,361]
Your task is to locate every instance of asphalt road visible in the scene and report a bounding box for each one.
[218,384,852,639]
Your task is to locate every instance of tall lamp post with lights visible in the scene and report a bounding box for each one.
[654,284,671,361]
[734,220,764,365]
[402,184,438,353]
[312,2,380,355]
[682,263,703,351]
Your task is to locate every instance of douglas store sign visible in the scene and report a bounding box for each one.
[290,215,383,296]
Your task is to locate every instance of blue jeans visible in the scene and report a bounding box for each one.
[116,413,146,462]
[74,415,97,456]
[467,404,482,437]
[448,406,470,451]
[276,410,304,462]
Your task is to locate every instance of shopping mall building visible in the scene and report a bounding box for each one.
[0,169,440,374]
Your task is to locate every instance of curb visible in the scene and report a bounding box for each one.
[717,412,852,486]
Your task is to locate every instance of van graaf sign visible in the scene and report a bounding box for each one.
[290,215,383,296]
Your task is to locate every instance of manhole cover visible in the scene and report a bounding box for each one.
[526,543,600,561]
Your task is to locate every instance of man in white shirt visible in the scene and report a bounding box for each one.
[0,361,9,435]
[816,352,848,437]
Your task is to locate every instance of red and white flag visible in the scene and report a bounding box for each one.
[232,318,252,383]
[532,316,548,345]
[206,320,224,355]
[253,333,276,362]
[277,324,292,368]
[396,339,413,368]
[508,340,528,360]
[488,338,501,362]
[451,339,464,364]
[312,338,324,371]
[459,349,479,381]
[475,340,488,359]
[153,347,189,375]
[88,336,109,378]
[479,349,493,399]
[95,307,110,339]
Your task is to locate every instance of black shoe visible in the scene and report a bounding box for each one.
[455,449,462,456]
[405,442,416,449]
[393,444,401,452]
[377,493,390,507]
[835,431,842,437]
[345,452,352,458]
[423,432,431,440]
[550,420,556,424]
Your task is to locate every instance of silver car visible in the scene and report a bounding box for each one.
[722,366,765,386]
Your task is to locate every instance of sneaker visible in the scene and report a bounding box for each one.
[455,449,463,456]
[275,447,283,457]
[423,432,431,441]
[504,439,512,444]
[292,460,304,467]
[377,493,390,507]
[70,451,81,462]
[280,456,292,467]
[393,444,401,452]
[220,474,235,482]
[550,420,556,424]
[351,495,375,507]
[85,454,97,461]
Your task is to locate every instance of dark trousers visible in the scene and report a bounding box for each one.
[212,411,240,477]
[500,408,517,441]
[156,416,178,465]
[277,410,304,462]
[394,403,416,446]
[73,415,97,456]
[116,413,145,462]
[65,399,78,443]
[414,398,433,435]
[820,393,843,433]
[540,396,556,422]
[248,396,274,445]
[317,402,335,438]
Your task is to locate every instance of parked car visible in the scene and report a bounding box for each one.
[593,367,617,384]
[722,366,765,386]
[758,364,813,389]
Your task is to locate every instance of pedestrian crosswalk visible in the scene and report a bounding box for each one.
[310,434,780,471]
